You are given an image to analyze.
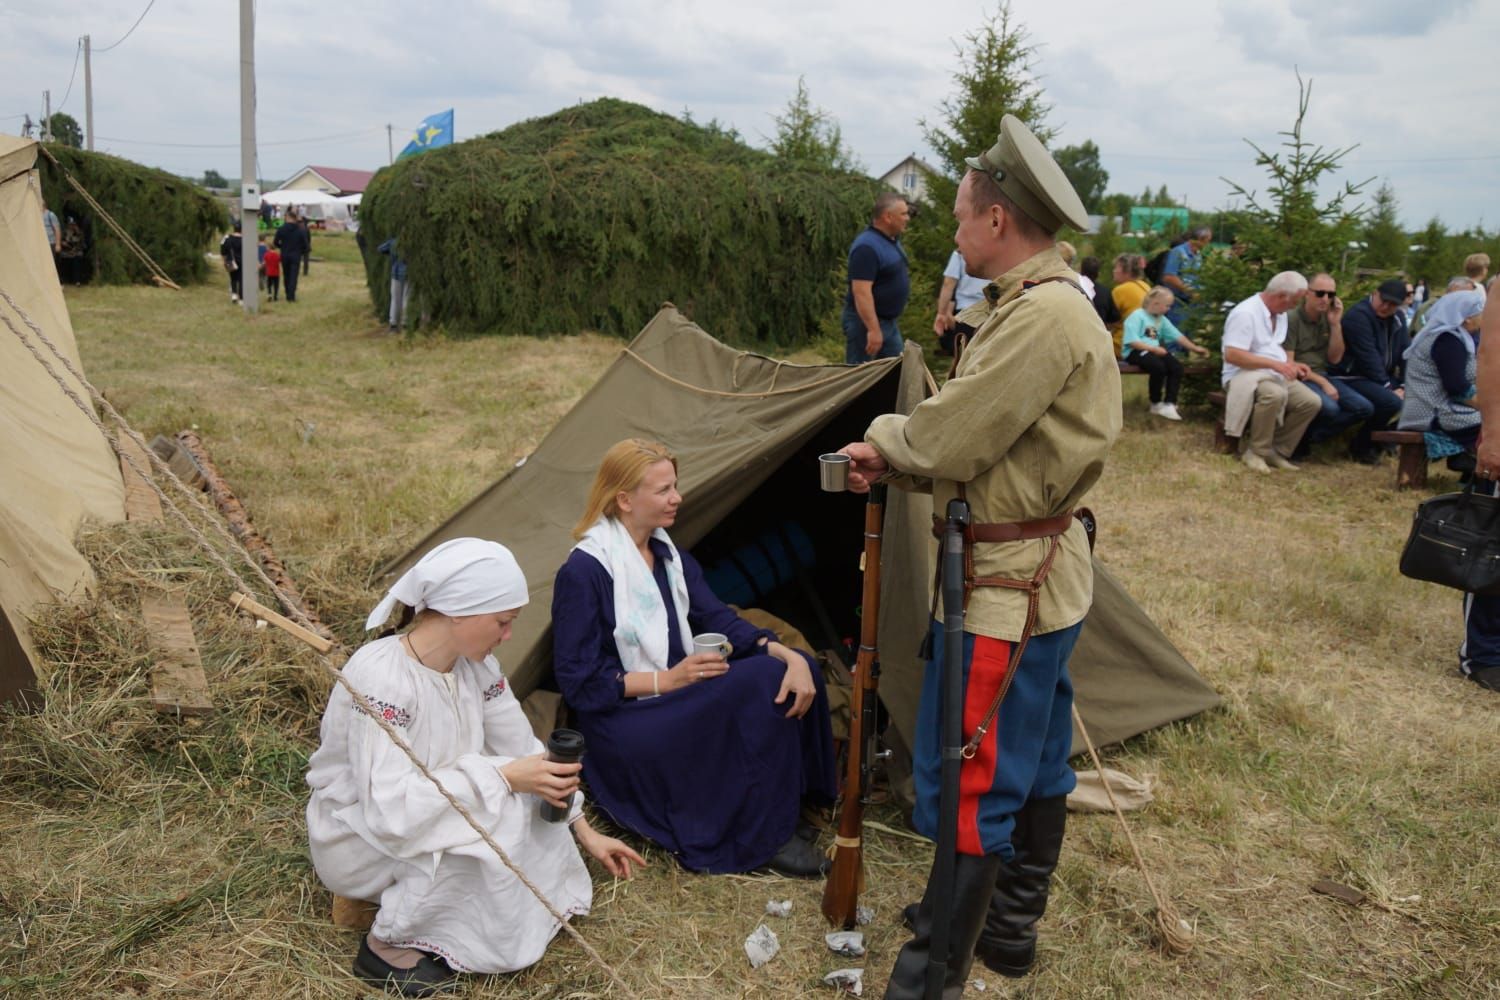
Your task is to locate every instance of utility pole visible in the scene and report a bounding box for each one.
[387,124,394,165]
[42,90,50,142]
[238,0,259,314]
[83,35,93,151]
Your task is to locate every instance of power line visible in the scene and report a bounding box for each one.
[52,39,83,116]
[94,126,386,149]
[94,0,158,53]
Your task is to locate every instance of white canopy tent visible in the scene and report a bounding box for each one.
[261,188,350,222]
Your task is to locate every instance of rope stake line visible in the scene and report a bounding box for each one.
[1071,703,1195,955]
[0,288,640,995]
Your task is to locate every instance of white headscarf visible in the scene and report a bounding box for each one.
[365,537,529,631]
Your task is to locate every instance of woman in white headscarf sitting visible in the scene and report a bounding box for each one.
[551,440,838,878]
[1399,289,1486,470]
[306,537,645,997]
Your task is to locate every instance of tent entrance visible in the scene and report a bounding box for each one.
[690,375,900,661]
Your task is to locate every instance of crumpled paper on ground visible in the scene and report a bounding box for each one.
[825,931,866,957]
[765,899,793,917]
[823,968,864,995]
[1067,767,1154,813]
[745,924,780,968]
[855,905,874,926]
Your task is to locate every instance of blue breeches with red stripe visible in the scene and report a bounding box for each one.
[910,619,1081,859]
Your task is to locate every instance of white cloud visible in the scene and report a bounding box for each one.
[0,0,1494,229]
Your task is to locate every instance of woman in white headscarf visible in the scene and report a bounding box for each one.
[306,538,645,997]
[1399,289,1487,465]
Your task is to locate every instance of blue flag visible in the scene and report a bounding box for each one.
[399,109,454,158]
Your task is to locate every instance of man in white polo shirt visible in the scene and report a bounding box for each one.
[1221,271,1322,472]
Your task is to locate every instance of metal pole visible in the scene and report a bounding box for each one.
[42,90,50,142]
[238,0,258,314]
[83,35,93,151]
[387,124,394,165]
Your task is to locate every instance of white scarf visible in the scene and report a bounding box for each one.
[574,516,692,674]
[365,537,529,631]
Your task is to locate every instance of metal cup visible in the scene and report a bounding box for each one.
[692,632,731,659]
[819,452,850,492]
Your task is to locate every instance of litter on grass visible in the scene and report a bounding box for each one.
[825,930,866,957]
[765,899,793,917]
[745,924,780,968]
[823,968,864,995]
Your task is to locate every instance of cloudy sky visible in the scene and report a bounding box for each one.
[3,0,1495,229]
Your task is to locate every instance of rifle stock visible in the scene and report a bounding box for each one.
[821,484,887,928]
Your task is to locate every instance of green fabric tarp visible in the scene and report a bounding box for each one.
[384,305,1220,754]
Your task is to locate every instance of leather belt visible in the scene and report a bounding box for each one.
[930,510,1075,544]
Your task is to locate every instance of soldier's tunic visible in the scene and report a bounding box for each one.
[865,246,1121,857]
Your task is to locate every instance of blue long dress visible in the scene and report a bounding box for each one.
[551,537,837,873]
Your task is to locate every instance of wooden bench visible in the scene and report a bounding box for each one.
[1206,391,1239,455]
[1371,430,1428,490]
[1117,361,1218,377]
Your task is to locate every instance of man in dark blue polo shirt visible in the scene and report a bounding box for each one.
[841,192,911,364]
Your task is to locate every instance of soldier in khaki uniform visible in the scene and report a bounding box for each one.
[841,115,1121,997]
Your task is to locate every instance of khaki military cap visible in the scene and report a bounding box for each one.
[964,114,1089,234]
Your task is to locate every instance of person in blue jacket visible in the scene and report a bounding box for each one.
[1329,278,1412,463]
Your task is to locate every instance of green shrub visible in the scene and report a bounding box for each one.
[38,145,223,286]
[358,98,881,346]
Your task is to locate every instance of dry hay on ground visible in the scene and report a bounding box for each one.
[3,240,1498,997]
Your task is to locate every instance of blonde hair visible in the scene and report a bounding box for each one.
[1466,253,1491,278]
[572,439,677,540]
[1145,285,1175,307]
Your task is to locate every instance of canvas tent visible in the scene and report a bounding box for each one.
[384,306,1220,754]
[260,188,350,223]
[0,135,126,706]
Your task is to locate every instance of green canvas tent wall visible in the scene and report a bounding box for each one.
[0,135,126,707]
[383,305,1220,754]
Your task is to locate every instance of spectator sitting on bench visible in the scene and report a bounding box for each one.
[1398,290,1486,473]
[1121,286,1210,421]
[1411,275,1478,336]
[1221,271,1322,473]
[1285,272,1372,458]
[1109,253,1150,356]
[1328,278,1412,465]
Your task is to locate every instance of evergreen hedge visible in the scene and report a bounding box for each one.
[38,145,223,286]
[359,98,881,346]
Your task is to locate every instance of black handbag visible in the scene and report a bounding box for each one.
[1399,483,1500,595]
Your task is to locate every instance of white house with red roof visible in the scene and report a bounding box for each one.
[275,165,375,197]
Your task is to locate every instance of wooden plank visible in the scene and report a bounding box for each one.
[141,594,214,716]
[117,434,163,522]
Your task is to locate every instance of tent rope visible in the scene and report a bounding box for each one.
[36,144,181,290]
[0,287,639,995]
[625,346,894,398]
[1071,704,1195,955]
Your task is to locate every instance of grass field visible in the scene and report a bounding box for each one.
[2,233,1497,998]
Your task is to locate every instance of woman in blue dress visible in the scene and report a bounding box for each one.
[551,439,837,876]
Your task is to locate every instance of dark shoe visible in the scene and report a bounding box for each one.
[1349,446,1380,466]
[975,795,1068,979]
[1447,453,1477,474]
[1469,665,1500,692]
[767,833,828,878]
[353,937,457,997]
[883,852,1006,999]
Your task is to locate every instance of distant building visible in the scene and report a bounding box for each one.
[877,154,941,204]
[276,165,375,197]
